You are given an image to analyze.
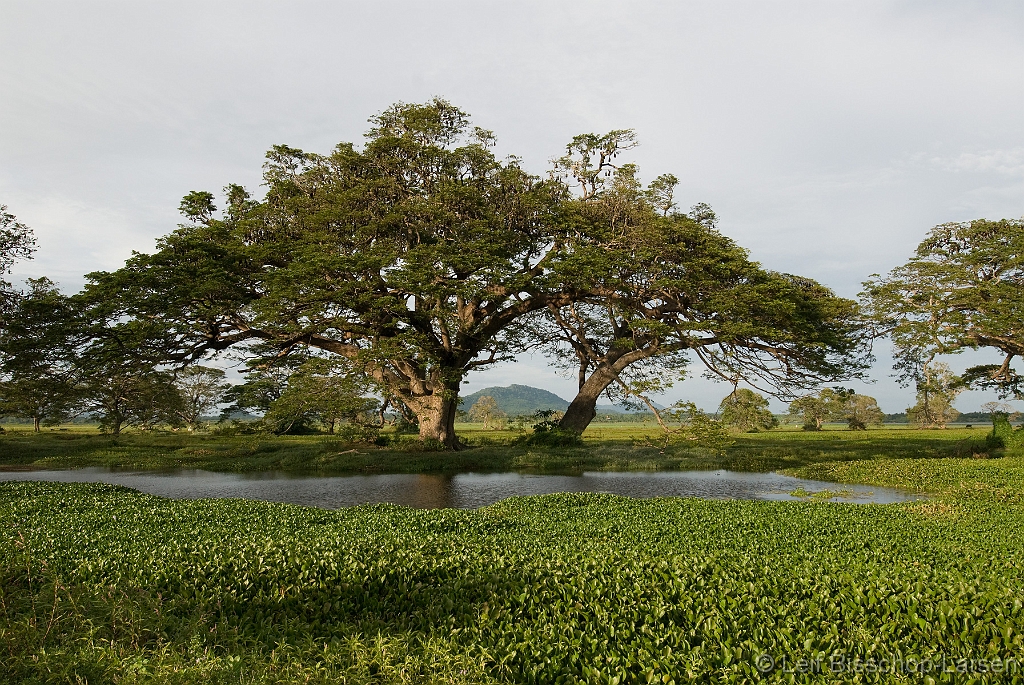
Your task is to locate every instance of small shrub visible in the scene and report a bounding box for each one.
[989,412,1024,449]
[523,410,584,447]
[332,422,380,443]
[394,418,419,435]
[385,436,455,452]
[524,428,584,448]
[211,419,262,436]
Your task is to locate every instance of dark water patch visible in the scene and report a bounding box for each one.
[0,467,923,509]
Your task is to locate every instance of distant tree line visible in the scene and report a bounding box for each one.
[2,101,1021,445]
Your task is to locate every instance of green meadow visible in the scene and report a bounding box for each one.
[3,426,1024,683]
[0,423,1000,477]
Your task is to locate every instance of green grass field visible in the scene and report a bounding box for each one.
[3,425,1024,683]
[0,423,1000,480]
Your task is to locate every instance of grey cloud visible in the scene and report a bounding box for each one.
[2,0,1022,411]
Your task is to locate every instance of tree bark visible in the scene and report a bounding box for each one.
[559,366,619,434]
[558,346,663,435]
[402,382,461,449]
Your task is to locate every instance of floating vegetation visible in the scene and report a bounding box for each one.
[3,479,1024,683]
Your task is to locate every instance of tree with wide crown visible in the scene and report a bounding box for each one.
[83,100,868,448]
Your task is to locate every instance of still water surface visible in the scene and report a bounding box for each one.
[0,467,921,509]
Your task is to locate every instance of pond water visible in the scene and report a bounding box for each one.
[0,467,922,509]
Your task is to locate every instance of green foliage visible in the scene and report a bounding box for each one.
[541,138,868,435]
[331,422,381,444]
[841,393,885,430]
[0,424,1011,477]
[263,359,379,435]
[666,403,733,450]
[637,402,734,451]
[83,365,184,435]
[82,99,569,448]
[524,409,583,447]
[863,218,1024,399]
[789,389,884,431]
[0,204,35,276]
[906,363,962,429]
[0,278,82,429]
[467,395,506,430]
[788,389,847,431]
[222,358,378,436]
[3,480,1024,683]
[220,366,288,420]
[522,428,584,448]
[718,389,777,432]
[172,365,230,431]
[81,101,867,447]
[990,412,1024,449]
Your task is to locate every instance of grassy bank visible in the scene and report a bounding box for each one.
[0,424,1000,477]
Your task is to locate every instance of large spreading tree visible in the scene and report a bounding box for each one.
[83,100,869,446]
[84,100,580,448]
[531,134,868,434]
[862,218,1024,399]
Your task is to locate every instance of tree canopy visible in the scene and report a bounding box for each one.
[468,395,506,429]
[83,100,584,448]
[0,278,81,430]
[171,366,231,432]
[787,388,884,431]
[533,135,868,434]
[905,361,962,429]
[863,218,1024,399]
[77,100,869,447]
[0,205,36,278]
[718,389,777,432]
[0,204,38,355]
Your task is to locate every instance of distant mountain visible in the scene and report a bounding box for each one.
[460,385,569,416]
[460,384,656,416]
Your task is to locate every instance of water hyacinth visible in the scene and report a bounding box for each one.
[3,480,1024,683]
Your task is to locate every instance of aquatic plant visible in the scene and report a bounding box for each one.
[3,480,1023,683]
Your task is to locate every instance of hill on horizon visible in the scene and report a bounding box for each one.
[460,384,656,416]
[460,385,569,416]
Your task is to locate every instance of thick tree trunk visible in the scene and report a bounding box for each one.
[560,366,619,434]
[412,388,460,449]
[559,345,665,435]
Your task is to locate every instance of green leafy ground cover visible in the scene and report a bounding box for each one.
[2,464,1024,682]
[3,427,1024,683]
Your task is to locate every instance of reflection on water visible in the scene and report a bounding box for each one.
[0,467,922,509]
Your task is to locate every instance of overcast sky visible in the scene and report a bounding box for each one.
[2,1,1023,412]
